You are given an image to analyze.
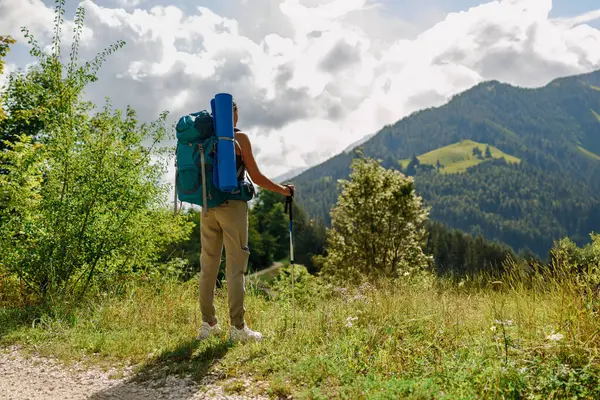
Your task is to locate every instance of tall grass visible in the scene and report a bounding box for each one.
[1,262,599,399]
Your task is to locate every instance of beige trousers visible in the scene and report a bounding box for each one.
[199,200,250,328]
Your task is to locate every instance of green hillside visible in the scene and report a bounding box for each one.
[290,69,600,258]
[399,140,520,174]
[579,146,600,161]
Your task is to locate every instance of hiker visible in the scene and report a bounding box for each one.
[197,99,295,343]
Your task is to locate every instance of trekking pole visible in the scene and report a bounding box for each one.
[284,185,295,328]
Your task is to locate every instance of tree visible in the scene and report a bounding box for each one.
[0,35,14,75]
[405,154,420,176]
[0,1,191,302]
[472,146,483,159]
[321,153,432,281]
[250,188,327,273]
[251,189,289,261]
[0,35,16,122]
[485,145,492,158]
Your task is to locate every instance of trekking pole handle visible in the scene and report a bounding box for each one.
[284,184,294,214]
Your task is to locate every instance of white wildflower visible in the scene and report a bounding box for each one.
[345,316,358,328]
[359,282,372,292]
[335,287,348,295]
[546,333,564,342]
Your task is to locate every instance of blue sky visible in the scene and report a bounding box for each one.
[2,0,600,178]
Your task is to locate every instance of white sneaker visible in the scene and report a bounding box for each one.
[230,323,263,343]
[196,321,221,341]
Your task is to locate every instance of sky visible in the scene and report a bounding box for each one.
[1,0,600,181]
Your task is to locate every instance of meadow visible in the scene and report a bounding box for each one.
[399,140,521,174]
[2,262,599,399]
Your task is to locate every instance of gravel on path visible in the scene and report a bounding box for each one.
[0,346,272,400]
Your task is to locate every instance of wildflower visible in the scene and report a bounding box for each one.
[335,287,348,295]
[546,332,564,342]
[352,294,365,302]
[345,316,358,327]
[359,282,372,292]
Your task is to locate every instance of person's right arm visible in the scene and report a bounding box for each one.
[236,131,294,197]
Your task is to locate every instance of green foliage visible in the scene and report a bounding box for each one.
[1,4,125,150]
[424,221,517,278]
[0,1,191,302]
[0,35,16,122]
[291,70,600,260]
[550,233,600,288]
[0,35,15,76]
[252,190,289,262]
[269,263,325,309]
[254,189,328,273]
[416,160,600,260]
[249,189,327,273]
[320,153,432,282]
[0,135,44,279]
[485,144,492,158]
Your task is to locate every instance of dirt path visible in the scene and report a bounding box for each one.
[0,346,270,400]
[247,262,283,280]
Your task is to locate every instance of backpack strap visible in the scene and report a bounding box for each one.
[174,146,179,215]
[199,143,208,217]
[236,140,244,177]
[233,128,246,178]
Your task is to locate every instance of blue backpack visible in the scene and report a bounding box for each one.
[174,110,254,214]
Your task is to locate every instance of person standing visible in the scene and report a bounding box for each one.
[196,99,294,343]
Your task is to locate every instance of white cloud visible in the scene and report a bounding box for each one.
[2,0,600,184]
[0,0,54,42]
[113,0,145,8]
[0,0,93,56]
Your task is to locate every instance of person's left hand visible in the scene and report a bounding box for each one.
[284,184,295,197]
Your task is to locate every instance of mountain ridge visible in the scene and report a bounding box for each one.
[289,68,600,258]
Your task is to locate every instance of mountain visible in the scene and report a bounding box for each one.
[290,69,600,258]
[274,166,310,184]
[273,132,375,184]
[343,132,376,153]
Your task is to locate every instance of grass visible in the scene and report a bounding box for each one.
[591,86,600,92]
[2,265,600,399]
[593,109,600,123]
[399,140,521,174]
[578,146,600,161]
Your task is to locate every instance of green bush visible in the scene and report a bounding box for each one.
[0,1,192,303]
[269,263,327,309]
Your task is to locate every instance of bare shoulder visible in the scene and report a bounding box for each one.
[235,131,251,147]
